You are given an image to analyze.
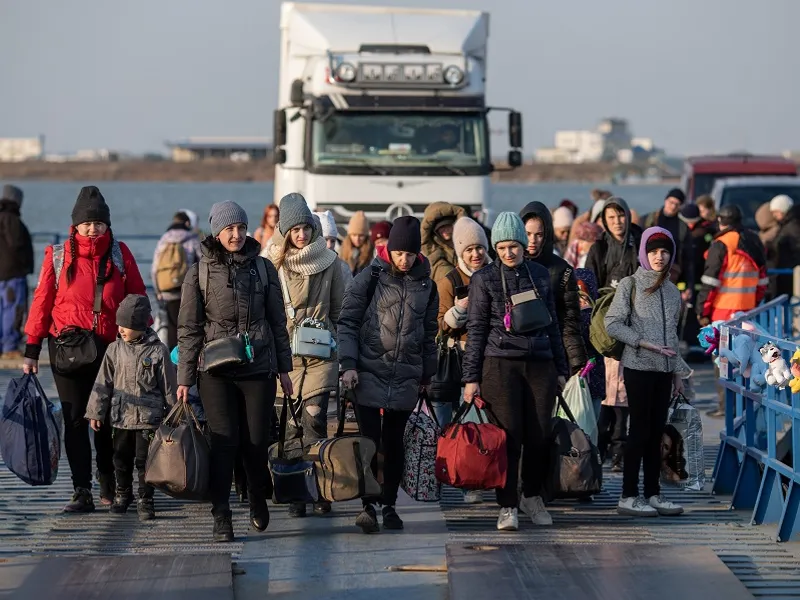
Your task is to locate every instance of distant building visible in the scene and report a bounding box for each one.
[536,119,662,165]
[597,118,632,161]
[165,137,272,162]
[0,136,44,162]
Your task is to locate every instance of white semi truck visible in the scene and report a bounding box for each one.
[273,2,523,225]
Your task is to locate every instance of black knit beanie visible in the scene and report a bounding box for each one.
[72,186,111,226]
[645,232,673,255]
[387,216,422,254]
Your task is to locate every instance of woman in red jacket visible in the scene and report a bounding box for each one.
[23,186,147,513]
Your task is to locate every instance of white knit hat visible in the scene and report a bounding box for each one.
[313,210,338,239]
[770,194,794,214]
[453,216,489,257]
[553,206,574,229]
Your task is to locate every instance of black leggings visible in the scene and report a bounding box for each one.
[354,404,411,508]
[199,373,276,516]
[622,368,673,499]
[112,428,154,499]
[49,337,113,491]
[482,356,557,507]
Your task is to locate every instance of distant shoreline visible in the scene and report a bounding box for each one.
[0,160,678,184]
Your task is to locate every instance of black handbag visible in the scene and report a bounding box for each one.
[501,262,552,334]
[267,394,319,504]
[428,338,463,406]
[199,267,255,374]
[52,281,104,374]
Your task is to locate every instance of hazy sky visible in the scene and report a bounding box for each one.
[2,0,798,156]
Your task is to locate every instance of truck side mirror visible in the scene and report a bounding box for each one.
[290,80,305,107]
[507,149,522,168]
[273,148,287,165]
[509,112,522,148]
[274,109,287,147]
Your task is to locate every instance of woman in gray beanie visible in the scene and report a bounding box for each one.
[177,200,293,542]
[267,192,346,518]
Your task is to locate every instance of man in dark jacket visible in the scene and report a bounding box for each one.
[772,203,800,298]
[0,185,34,359]
[519,201,587,376]
[643,188,694,293]
[585,196,643,289]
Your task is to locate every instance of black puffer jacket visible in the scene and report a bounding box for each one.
[520,201,588,375]
[177,237,292,386]
[0,200,34,281]
[338,247,438,411]
[462,258,568,383]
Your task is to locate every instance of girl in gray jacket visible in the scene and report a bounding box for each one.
[605,226,691,518]
[338,216,438,534]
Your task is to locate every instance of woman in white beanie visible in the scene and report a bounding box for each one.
[313,211,353,286]
[551,206,574,256]
[435,216,491,504]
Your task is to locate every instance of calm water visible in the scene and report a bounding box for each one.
[8,180,673,274]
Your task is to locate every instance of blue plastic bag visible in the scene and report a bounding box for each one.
[0,374,63,485]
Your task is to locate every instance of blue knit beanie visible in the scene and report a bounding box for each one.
[491,212,527,248]
[209,201,248,237]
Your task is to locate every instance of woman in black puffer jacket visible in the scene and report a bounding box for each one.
[177,201,293,543]
[338,216,438,534]
[519,201,587,376]
[462,212,568,532]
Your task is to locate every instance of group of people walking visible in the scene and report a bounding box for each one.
[10,181,786,541]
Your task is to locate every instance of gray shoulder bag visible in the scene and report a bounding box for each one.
[278,267,332,359]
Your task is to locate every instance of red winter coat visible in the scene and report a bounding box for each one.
[25,229,146,347]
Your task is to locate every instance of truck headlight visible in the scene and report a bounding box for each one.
[443,65,464,85]
[336,63,357,83]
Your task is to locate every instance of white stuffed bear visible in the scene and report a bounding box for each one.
[760,342,791,389]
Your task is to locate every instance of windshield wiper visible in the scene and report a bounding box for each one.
[325,157,389,176]
[418,156,467,175]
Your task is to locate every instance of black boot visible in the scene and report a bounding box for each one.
[355,504,379,534]
[382,505,404,530]
[63,487,96,513]
[96,471,115,507]
[110,488,133,514]
[249,500,270,532]
[313,501,332,516]
[137,498,155,521]
[288,502,307,518]
[235,480,248,504]
[212,511,234,543]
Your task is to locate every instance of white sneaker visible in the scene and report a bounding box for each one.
[463,490,484,505]
[648,494,684,516]
[617,496,658,517]
[496,507,519,531]
[519,495,553,525]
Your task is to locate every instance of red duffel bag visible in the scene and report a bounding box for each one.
[435,396,507,490]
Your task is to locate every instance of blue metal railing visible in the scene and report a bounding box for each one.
[713,295,800,542]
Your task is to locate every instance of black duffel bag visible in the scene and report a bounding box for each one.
[267,394,319,504]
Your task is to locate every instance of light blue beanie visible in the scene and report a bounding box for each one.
[491,211,527,248]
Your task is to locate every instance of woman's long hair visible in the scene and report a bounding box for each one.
[274,232,296,272]
[65,227,115,287]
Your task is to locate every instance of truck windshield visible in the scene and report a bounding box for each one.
[720,184,800,230]
[310,112,488,174]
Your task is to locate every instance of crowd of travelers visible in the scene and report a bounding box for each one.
[2,181,796,540]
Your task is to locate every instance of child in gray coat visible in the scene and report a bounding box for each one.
[86,294,177,521]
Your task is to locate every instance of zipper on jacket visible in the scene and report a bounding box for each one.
[659,287,669,371]
[388,276,407,408]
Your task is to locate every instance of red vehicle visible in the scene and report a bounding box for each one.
[682,154,798,202]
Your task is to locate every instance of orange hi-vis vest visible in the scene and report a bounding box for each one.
[704,230,760,320]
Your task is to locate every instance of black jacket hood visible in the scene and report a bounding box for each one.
[519,201,554,257]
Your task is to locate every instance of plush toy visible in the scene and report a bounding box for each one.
[698,325,720,356]
[760,342,791,389]
[790,349,800,394]
[719,334,767,391]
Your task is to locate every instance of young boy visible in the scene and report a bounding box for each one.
[86,294,176,521]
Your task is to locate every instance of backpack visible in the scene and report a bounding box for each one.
[589,284,635,360]
[543,394,602,500]
[155,241,189,293]
[52,240,125,290]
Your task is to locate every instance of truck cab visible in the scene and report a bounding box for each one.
[681,154,797,203]
[273,2,522,226]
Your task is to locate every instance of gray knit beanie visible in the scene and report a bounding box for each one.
[209,201,248,237]
[279,192,315,235]
[116,294,151,331]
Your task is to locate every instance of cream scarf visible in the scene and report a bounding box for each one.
[457,255,490,277]
[269,235,337,276]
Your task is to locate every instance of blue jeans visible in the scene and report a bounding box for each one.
[431,401,456,428]
[0,277,27,354]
